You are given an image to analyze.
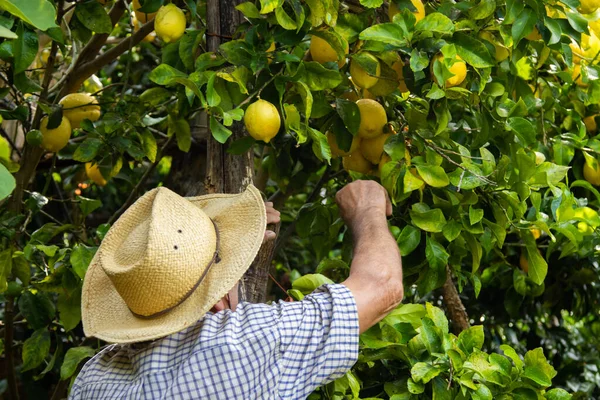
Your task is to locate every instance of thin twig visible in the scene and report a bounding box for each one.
[237,71,283,109]
[107,135,174,225]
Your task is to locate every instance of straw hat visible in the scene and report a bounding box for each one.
[82,185,266,343]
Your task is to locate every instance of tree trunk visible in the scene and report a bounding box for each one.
[441,265,471,334]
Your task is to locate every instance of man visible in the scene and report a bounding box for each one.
[70,180,403,399]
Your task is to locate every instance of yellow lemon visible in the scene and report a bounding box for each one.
[360,133,392,164]
[583,159,600,185]
[133,0,157,23]
[327,131,360,157]
[309,35,348,68]
[85,163,108,186]
[525,27,542,41]
[132,14,156,43]
[432,54,467,88]
[388,0,426,22]
[59,93,101,129]
[579,0,600,14]
[342,151,373,174]
[391,60,409,93]
[40,116,72,153]
[479,31,509,62]
[155,4,186,43]
[267,41,276,64]
[531,228,541,239]
[572,64,587,87]
[244,99,281,143]
[584,115,598,133]
[350,54,381,89]
[590,18,600,36]
[519,252,529,273]
[534,151,546,165]
[356,99,388,139]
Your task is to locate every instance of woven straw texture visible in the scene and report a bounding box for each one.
[82,185,266,344]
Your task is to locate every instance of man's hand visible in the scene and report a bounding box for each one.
[264,202,280,242]
[336,180,392,232]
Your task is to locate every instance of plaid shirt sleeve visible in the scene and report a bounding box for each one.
[274,283,360,398]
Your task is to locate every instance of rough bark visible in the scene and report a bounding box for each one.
[441,265,471,334]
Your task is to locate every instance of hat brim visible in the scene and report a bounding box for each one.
[82,185,266,344]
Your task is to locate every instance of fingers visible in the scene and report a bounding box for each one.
[265,201,281,225]
[263,230,277,242]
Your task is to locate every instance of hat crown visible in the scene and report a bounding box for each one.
[101,187,217,317]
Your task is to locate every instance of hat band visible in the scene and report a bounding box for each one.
[129,219,221,320]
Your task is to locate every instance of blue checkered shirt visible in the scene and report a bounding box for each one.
[69,284,359,399]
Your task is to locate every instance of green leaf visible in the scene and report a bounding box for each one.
[511,8,537,45]
[308,127,332,163]
[359,23,410,47]
[0,0,58,31]
[500,344,524,370]
[407,377,425,394]
[297,61,343,91]
[275,6,297,30]
[411,362,442,383]
[18,290,55,329]
[415,13,454,34]
[397,225,421,256]
[469,0,495,19]
[236,2,261,18]
[0,162,15,201]
[259,0,282,14]
[58,289,81,331]
[73,138,103,162]
[139,128,157,162]
[21,329,51,372]
[292,273,334,294]
[442,220,462,242]
[0,25,17,39]
[425,303,448,334]
[469,206,484,225]
[521,230,547,285]
[0,249,12,292]
[420,317,443,354]
[77,196,102,218]
[452,32,494,68]
[410,207,447,233]
[60,346,95,380]
[425,236,449,272]
[12,254,30,286]
[415,165,449,187]
[360,0,384,7]
[75,1,112,34]
[506,117,536,145]
[168,116,191,152]
[523,348,557,387]
[149,64,188,85]
[13,23,38,74]
[458,325,484,352]
[70,244,97,279]
[544,388,572,400]
[209,115,232,144]
[335,98,360,136]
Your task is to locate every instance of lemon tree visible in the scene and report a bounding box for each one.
[0,0,599,399]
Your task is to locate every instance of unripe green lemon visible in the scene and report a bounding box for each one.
[26,129,44,146]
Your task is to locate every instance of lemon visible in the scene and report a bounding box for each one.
[327,131,360,157]
[534,151,546,165]
[132,14,156,43]
[360,133,392,164]
[584,115,598,133]
[356,99,388,139]
[570,33,600,64]
[59,93,101,129]
[531,228,541,239]
[432,54,467,88]
[26,130,43,146]
[40,116,72,152]
[244,99,281,143]
[572,64,587,87]
[267,41,276,64]
[86,162,108,186]
[342,151,373,174]
[309,35,348,68]
[519,252,529,273]
[479,31,509,62]
[133,0,157,23]
[583,159,600,185]
[388,0,426,22]
[525,27,542,41]
[591,18,600,36]
[155,4,186,43]
[579,0,600,14]
[391,60,409,93]
[350,54,381,89]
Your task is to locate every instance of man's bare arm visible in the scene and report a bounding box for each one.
[337,181,403,333]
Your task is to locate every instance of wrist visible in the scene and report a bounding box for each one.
[350,212,388,238]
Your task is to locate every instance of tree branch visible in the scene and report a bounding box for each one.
[441,265,470,334]
[4,296,18,400]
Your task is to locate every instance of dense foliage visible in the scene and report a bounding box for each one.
[0,0,599,399]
